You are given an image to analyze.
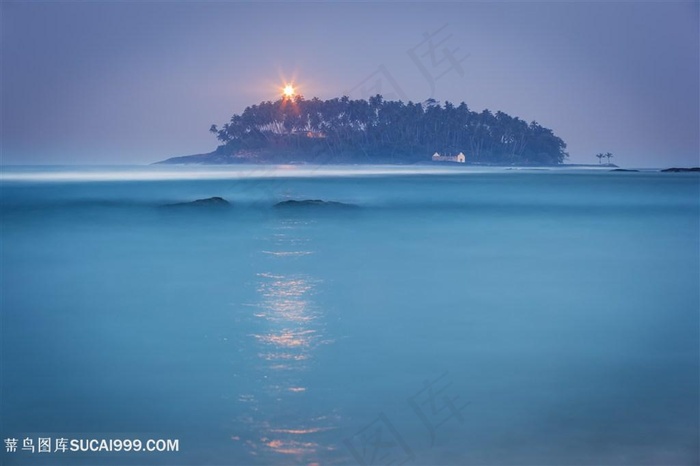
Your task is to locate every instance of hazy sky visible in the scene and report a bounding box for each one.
[2,1,698,167]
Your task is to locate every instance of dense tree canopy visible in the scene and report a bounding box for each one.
[209,95,568,164]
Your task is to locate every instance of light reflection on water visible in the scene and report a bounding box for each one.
[234,218,337,463]
[2,171,698,465]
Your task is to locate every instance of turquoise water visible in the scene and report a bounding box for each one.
[1,166,698,465]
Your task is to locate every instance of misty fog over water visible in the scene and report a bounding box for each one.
[2,166,698,465]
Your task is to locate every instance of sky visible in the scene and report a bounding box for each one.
[2,1,698,167]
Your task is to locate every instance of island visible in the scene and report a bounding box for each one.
[163,197,231,208]
[156,95,569,166]
[661,167,700,173]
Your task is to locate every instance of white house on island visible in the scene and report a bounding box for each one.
[432,152,466,163]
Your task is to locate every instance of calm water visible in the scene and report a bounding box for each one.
[1,166,698,465]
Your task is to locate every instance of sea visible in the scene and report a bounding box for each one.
[1,165,698,466]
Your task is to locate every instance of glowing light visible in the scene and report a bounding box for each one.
[283,84,295,98]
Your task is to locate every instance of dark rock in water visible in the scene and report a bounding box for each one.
[164,197,230,207]
[661,167,700,173]
[273,199,357,209]
[610,169,639,172]
[155,151,242,165]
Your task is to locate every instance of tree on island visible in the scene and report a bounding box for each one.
[208,94,569,165]
[595,152,614,165]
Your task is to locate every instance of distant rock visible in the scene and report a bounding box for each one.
[164,197,230,207]
[155,152,207,165]
[610,169,639,172]
[154,151,232,165]
[660,167,700,173]
[273,199,357,209]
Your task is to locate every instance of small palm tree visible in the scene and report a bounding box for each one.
[605,152,613,165]
[596,153,604,164]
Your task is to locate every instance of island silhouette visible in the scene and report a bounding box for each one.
[157,94,570,166]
